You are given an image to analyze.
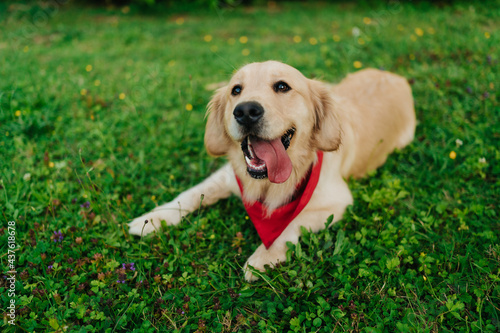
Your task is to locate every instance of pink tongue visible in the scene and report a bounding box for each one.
[252,137,292,184]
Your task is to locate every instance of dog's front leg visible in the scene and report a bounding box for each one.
[243,209,346,282]
[244,177,353,282]
[128,163,238,236]
[242,209,334,281]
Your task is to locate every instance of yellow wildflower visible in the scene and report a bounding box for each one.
[449,151,457,159]
[353,61,362,69]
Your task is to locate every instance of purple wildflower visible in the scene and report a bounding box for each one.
[53,231,64,242]
[80,201,90,209]
[122,263,136,271]
[483,91,490,98]
[466,86,473,94]
[48,265,53,269]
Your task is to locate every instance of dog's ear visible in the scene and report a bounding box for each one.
[309,79,342,151]
[204,87,232,156]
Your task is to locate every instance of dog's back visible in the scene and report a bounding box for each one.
[332,69,416,178]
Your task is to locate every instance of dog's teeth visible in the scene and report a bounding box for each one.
[247,141,256,159]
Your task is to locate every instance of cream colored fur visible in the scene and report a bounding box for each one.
[128,61,416,281]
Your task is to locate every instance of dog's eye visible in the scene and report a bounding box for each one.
[274,81,291,93]
[231,85,242,96]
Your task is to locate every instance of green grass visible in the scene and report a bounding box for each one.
[1,1,499,332]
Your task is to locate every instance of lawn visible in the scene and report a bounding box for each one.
[0,1,499,332]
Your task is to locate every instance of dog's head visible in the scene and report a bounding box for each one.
[205,61,341,185]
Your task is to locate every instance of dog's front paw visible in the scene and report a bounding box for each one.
[128,208,182,236]
[243,243,287,282]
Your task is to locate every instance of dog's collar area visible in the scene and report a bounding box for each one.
[241,127,296,180]
[236,150,324,248]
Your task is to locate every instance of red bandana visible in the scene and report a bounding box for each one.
[235,151,324,249]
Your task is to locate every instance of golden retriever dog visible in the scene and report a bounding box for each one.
[128,61,416,281]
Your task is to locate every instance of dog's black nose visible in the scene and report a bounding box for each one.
[233,101,264,127]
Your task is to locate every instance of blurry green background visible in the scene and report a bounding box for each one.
[0,1,498,332]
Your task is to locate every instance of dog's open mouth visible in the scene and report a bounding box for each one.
[241,128,295,184]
